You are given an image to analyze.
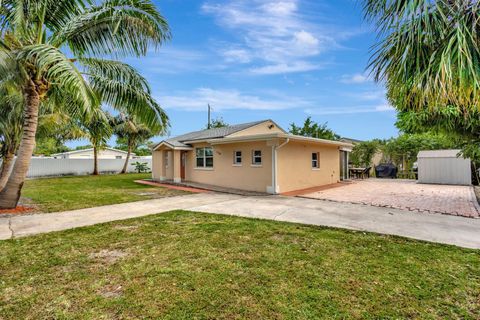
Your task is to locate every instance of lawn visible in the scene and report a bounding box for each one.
[0,211,478,319]
[21,174,188,212]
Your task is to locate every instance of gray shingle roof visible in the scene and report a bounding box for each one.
[163,120,270,148]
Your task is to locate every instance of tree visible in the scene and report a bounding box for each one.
[112,114,166,174]
[0,84,23,191]
[82,111,113,175]
[350,141,379,167]
[35,112,86,156]
[207,117,228,129]
[364,1,480,112]
[382,133,457,171]
[0,0,170,208]
[289,117,340,140]
[396,108,480,162]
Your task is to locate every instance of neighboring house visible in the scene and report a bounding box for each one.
[52,148,136,160]
[152,120,353,194]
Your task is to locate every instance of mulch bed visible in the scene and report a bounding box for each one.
[0,206,36,215]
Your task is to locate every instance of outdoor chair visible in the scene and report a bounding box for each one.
[360,167,371,179]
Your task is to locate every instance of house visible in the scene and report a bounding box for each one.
[52,147,136,160]
[151,120,353,194]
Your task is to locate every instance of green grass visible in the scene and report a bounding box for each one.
[0,211,478,319]
[21,174,188,212]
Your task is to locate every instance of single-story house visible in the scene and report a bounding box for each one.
[152,120,353,194]
[52,147,136,160]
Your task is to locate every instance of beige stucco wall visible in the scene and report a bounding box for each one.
[227,120,284,138]
[277,141,340,193]
[184,141,273,193]
[152,148,173,181]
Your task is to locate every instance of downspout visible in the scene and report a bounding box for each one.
[272,138,289,194]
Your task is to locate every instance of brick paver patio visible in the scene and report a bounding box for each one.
[300,179,480,218]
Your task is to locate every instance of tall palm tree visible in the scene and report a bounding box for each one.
[364,0,480,112]
[0,0,170,209]
[112,113,166,174]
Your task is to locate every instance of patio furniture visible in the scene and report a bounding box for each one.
[349,167,365,179]
[350,167,371,179]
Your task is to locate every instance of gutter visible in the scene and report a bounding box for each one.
[271,138,289,195]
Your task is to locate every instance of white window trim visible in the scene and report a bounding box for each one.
[252,150,262,166]
[311,152,320,170]
[195,147,214,169]
[193,167,214,171]
[233,150,242,166]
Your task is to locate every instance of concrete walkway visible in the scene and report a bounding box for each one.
[1,193,480,249]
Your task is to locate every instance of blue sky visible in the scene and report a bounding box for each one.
[70,0,399,148]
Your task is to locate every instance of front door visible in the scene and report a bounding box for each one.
[180,151,186,180]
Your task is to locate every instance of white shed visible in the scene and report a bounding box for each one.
[417,149,471,185]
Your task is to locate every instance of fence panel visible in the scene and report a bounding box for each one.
[21,158,152,178]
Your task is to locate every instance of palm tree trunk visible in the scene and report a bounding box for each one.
[0,151,15,192]
[93,145,99,175]
[121,142,132,174]
[0,80,40,209]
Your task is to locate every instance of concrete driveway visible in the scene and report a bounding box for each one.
[1,192,480,249]
[299,179,480,218]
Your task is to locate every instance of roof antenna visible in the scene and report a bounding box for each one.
[207,104,212,129]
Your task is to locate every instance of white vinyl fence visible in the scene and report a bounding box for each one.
[1,157,153,178]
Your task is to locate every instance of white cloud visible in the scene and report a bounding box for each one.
[305,104,395,115]
[158,88,310,111]
[261,1,298,16]
[125,47,215,74]
[221,48,252,63]
[202,0,338,74]
[353,90,386,101]
[250,61,320,75]
[340,73,372,84]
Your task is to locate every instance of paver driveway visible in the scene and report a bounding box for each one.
[300,179,480,218]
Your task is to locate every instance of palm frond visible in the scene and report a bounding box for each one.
[81,57,168,131]
[49,0,170,57]
[80,58,151,94]
[17,44,97,110]
[365,0,480,111]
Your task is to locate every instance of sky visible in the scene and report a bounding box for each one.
[69,0,399,148]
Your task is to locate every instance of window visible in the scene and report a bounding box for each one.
[164,152,169,167]
[312,152,320,169]
[233,151,242,164]
[115,156,122,159]
[252,150,262,165]
[196,147,213,168]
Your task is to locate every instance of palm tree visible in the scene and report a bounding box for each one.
[82,111,113,175]
[112,113,166,174]
[0,0,170,209]
[364,1,480,112]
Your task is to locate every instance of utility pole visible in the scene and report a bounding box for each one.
[207,104,211,129]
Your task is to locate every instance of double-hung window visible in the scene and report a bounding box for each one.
[196,147,213,168]
[234,151,242,165]
[312,152,320,169]
[252,150,262,165]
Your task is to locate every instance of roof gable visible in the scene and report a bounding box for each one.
[153,120,278,150]
[225,120,285,138]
